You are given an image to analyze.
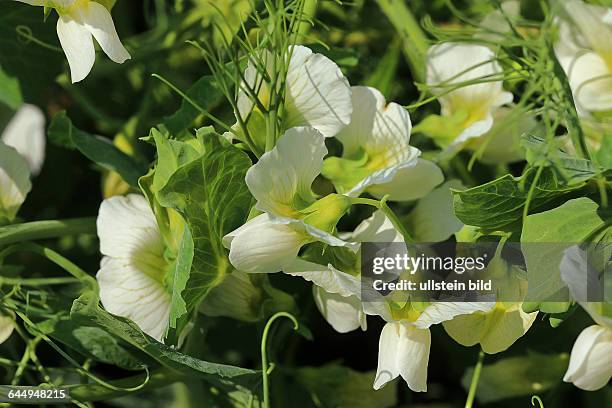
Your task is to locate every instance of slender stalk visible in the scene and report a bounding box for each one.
[0,277,79,286]
[0,243,94,286]
[0,218,96,247]
[375,0,429,82]
[260,312,299,408]
[465,350,485,408]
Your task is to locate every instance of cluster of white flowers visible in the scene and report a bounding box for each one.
[2,0,609,395]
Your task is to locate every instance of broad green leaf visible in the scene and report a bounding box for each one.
[157,133,252,318]
[461,353,569,403]
[452,167,585,230]
[521,134,597,184]
[70,290,259,388]
[72,326,144,370]
[48,112,147,187]
[521,198,606,313]
[162,75,224,135]
[0,64,22,109]
[167,226,194,330]
[294,363,397,408]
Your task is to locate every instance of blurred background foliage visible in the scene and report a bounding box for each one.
[0,0,610,407]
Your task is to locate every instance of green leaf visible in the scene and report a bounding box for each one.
[36,313,144,371]
[294,363,397,408]
[521,198,606,313]
[0,64,22,109]
[70,290,259,388]
[452,167,585,230]
[167,226,194,329]
[597,135,612,170]
[162,75,224,135]
[521,135,597,184]
[461,353,569,403]
[48,112,147,187]
[157,133,252,316]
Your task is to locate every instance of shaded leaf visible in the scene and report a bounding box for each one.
[452,167,584,230]
[157,133,252,317]
[48,112,147,187]
[521,198,606,313]
[461,353,569,403]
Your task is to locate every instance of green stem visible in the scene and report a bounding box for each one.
[375,0,428,83]
[0,243,94,286]
[0,218,96,247]
[0,277,79,287]
[69,368,183,402]
[261,312,299,408]
[465,350,485,408]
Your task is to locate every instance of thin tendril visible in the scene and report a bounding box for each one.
[260,312,299,408]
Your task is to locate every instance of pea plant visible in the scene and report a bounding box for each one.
[0,0,610,407]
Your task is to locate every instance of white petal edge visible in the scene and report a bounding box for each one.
[97,257,170,342]
[413,301,495,329]
[77,1,131,64]
[0,315,14,344]
[226,214,309,273]
[374,322,430,392]
[366,158,444,202]
[284,45,353,137]
[313,286,366,333]
[284,258,361,297]
[56,14,95,83]
[336,86,413,160]
[0,141,32,221]
[246,126,327,217]
[1,104,46,175]
[97,194,165,262]
[563,324,612,391]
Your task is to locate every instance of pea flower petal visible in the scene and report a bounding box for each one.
[0,141,32,222]
[237,45,352,138]
[554,0,612,114]
[563,325,612,391]
[374,322,430,392]
[324,86,441,200]
[1,104,46,176]
[14,0,130,83]
[426,43,513,147]
[246,126,326,218]
[96,194,171,342]
[0,314,14,344]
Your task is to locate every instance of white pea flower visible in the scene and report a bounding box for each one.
[1,104,46,176]
[223,126,356,274]
[372,298,493,392]
[0,140,32,222]
[322,86,443,201]
[96,194,171,342]
[425,43,513,149]
[442,259,537,355]
[285,211,403,333]
[236,45,352,138]
[554,0,612,115]
[560,246,612,391]
[0,314,14,344]
[14,0,131,83]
